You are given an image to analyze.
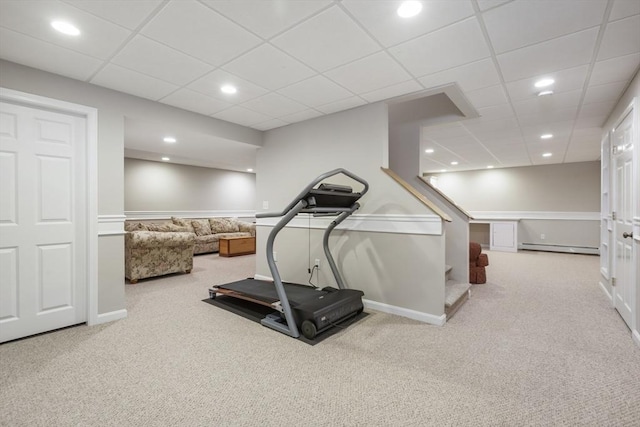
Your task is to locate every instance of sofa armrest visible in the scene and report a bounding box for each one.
[238,221,256,237]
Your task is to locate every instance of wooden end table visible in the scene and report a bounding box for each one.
[219,236,256,257]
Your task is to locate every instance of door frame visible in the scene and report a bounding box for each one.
[0,87,99,326]
[609,97,639,346]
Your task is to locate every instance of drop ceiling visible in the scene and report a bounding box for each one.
[0,0,638,173]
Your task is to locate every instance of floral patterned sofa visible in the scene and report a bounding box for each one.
[171,217,255,254]
[124,229,195,284]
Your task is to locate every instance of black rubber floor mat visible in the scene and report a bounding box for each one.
[202,296,367,346]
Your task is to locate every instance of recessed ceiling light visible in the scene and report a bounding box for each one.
[162,157,170,161]
[221,84,237,94]
[487,165,494,169]
[247,168,253,172]
[542,153,552,157]
[51,21,80,36]
[440,169,447,173]
[425,148,434,154]
[397,1,423,18]
[538,90,554,96]
[534,78,555,88]
[163,136,177,143]
[450,161,458,165]
[540,134,553,139]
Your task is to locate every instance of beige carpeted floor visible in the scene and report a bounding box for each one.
[1,250,639,426]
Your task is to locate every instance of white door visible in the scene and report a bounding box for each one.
[0,100,87,343]
[612,109,634,329]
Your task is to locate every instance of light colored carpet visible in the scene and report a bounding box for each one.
[1,250,639,426]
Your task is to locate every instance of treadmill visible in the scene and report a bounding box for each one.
[209,168,369,340]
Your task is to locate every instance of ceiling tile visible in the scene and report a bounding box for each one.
[520,120,574,138]
[277,75,354,107]
[389,17,490,77]
[324,52,413,94]
[272,6,380,72]
[203,0,331,39]
[418,58,501,92]
[280,109,324,123]
[578,100,617,119]
[111,35,212,85]
[222,44,316,90]
[141,0,262,66]
[505,65,589,101]
[466,84,508,109]
[188,69,269,103]
[583,81,628,105]
[513,89,582,117]
[159,89,231,116]
[476,103,515,121]
[0,27,102,80]
[564,151,600,162]
[423,122,469,139]
[476,0,511,11]
[0,0,131,59]
[597,14,640,61]
[574,114,607,129]
[589,52,640,86]
[63,0,163,30]
[360,79,423,103]
[251,118,289,131]
[91,64,179,100]
[315,96,366,114]
[517,107,579,126]
[483,0,606,54]
[609,0,640,22]
[212,106,273,127]
[342,0,474,47]
[497,27,599,82]
[241,93,308,117]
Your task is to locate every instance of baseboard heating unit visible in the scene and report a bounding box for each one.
[519,243,599,255]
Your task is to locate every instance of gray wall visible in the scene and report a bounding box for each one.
[258,103,446,316]
[429,162,601,248]
[124,158,255,212]
[0,59,259,315]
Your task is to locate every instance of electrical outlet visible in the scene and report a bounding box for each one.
[314,258,320,268]
[262,200,269,209]
[541,234,545,240]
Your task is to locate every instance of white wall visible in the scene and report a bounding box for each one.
[429,162,601,248]
[124,158,255,213]
[258,103,446,318]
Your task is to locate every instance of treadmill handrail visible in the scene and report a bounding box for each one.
[256,168,369,219]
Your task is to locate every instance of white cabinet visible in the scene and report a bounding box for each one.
[490,221,518,252]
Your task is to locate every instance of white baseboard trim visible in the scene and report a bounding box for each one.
[253,275,445,326]
[598,281,613,304]
[362,299,446,326]
[520,243,599,255]
[633,330,640,348]
[93,309,127,325]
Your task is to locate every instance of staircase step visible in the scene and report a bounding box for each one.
[445,280,471,319]
[445,264,452,280]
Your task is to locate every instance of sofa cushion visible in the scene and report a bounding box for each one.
[209,217,239,234]
[147,222,191,232]
[125,222,150,232]
[196,234,219,244]
[127,231,195,248]
[171,216,195,233]
[191,219,212,236]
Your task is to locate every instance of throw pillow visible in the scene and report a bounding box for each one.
[147,223,191,233]
[125,222,148,232]
[191,219,212,236]
[171,216,195,233]
[209,217,239,234]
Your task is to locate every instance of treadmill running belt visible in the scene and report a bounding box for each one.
[217,278,320,306]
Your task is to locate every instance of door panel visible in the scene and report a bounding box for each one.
[612,109,634,329]
[0,101,86,342]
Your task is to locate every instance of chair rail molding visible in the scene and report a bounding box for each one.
[98,214,126,236]
[470,211,600,221]
[125,210,256,221]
